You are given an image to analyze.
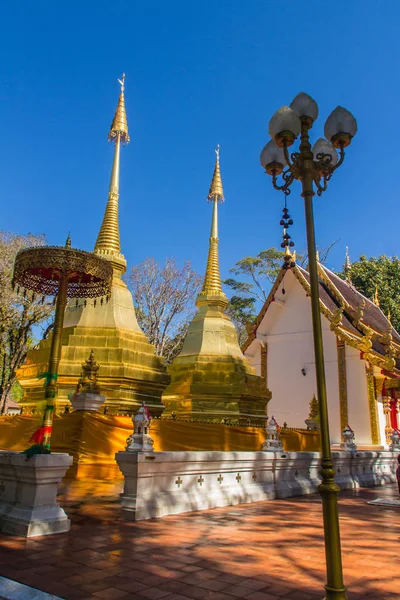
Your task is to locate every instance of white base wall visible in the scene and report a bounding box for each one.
[116,450,398,521]
[0,452,73,537]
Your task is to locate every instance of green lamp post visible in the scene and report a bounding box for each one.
[260,94,357,600]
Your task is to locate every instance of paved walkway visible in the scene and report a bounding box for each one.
[0,483,398,600]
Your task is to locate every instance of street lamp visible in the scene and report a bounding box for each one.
[260,92,357,600]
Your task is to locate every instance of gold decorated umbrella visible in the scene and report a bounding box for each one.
[12,236,113,454]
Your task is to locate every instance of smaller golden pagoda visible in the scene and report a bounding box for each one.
[162,147,271,423]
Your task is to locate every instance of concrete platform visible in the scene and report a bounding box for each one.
[0,483,398,599]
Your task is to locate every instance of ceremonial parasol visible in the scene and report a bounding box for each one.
[12,236,113,454]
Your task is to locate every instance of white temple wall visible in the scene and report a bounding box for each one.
[249,274,342,443]
[345,346,372,445]
[267,332,315,426]
[250,345,262,377]
[245,270,389,448]
[322,331,342,445]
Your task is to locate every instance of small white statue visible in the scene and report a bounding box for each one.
[262,415,283,452]
[340,424,357,452]
[389,429,400,451]
[126,402,154,452]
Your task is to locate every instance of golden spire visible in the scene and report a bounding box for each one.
[65,232,71,248]
[109,74,130,144]
[198,146,227,302]
[208,145,225,202]
[95,74,129,271]
[388,308,392,324]
[373,285,380,307]
[316,249,320,262]
[344,246,351,278]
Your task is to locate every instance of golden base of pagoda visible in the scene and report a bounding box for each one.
[162,355,271,424]
[17,326,170,416]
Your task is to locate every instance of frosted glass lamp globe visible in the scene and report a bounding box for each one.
[260,140,287,175]
[290,92,319,122]
[312,138,338,166]
[268,106,301,147]
[324,106,357,148]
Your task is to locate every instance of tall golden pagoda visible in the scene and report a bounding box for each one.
[162,147,271,423]
[17,75,169,415]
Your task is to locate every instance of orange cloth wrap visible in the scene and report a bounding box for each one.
[0,413,321,479]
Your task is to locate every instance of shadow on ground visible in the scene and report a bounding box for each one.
[0,483,398,600]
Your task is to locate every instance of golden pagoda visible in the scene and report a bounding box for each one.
[162,147,271,423]
[17,75,169,415]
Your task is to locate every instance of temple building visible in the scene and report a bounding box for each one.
[162,148,271,423]
[17,76,169,415]
[243,250,400,447]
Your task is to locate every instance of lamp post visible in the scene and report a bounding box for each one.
[260,93,357,600]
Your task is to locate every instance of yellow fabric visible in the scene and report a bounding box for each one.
[280,428,321,452]
[0,413,321,479]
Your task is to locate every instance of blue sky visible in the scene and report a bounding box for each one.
[1,1,398,308]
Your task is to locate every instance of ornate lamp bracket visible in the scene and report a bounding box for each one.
[272,141,345,199]
[313,143,346,196]
[272,168,294,196]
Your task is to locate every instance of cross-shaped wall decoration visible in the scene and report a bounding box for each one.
[217,474,223,484]
[198,475,204,486]
[252,472,257,482]
[175,476,183,488]
[294,469,299,477]
[236,473,241,483]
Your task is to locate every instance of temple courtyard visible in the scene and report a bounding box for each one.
[0,483,398,600]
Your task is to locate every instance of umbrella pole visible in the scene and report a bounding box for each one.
[41,272,69,452]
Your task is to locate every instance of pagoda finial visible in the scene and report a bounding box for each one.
[109,73,130,145]
[198,146,227,302]
[95,75,128,273]
[316,249,320,262]
[373,285,380,307]
[65,232,71,248]
[388,308,392,324]
[207,144,225,203]
[344,246,351,278]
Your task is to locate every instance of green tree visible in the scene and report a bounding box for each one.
[223,249,285,345]
[224,243,338,343]
[0,232,54,415]
[340,255,400,332]
[224,249,284,302]
[225,297,257,347]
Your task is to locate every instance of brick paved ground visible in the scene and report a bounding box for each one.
[0,483,398,600]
